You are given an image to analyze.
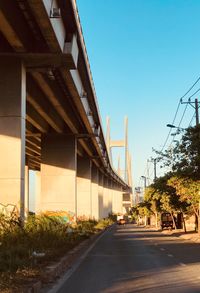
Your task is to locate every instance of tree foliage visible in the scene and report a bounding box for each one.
[154,125,200,179]
[168,176,200,217]
[133,125,200,231]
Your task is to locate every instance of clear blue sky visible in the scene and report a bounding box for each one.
[76,0,200,189]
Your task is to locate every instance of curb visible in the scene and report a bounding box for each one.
[24,228,109,293]
[176,233,200,243]
[161,229,200,243]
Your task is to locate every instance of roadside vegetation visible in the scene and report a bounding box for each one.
[0,213,114,292]
[131,125,200,232]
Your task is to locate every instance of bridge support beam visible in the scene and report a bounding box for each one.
[91,164,99,220]
[39,135,77,216]
[77,157,92,218]
[0,58,26,220]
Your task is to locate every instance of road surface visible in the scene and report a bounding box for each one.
[54,225,200,293]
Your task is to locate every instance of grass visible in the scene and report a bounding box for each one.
[0,213,114,292]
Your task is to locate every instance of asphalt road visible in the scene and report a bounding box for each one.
[55,225,200,293]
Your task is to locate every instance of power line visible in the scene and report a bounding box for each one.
[177,103,189,128]
[160,100,181,152]
[160,76,200,152]
[180,76,200,99]
[146,76,200,183]
[188,111,196,127]
[186,87,200,100]
[168,103,188,148]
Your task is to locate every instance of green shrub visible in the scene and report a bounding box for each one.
[95,218,114,230]
[76,219,97,236]
[108,213,117,222]
[0,214,113,277]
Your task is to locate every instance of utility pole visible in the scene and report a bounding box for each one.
[195,98,199,125]
[124,116,128,184]
[147,160,149,184]
[135,187,141,204]
[181,98,199,126]
[154,158,157,181]
[148,158,157,182]
[141,176,147,188]
[181,97,200,234]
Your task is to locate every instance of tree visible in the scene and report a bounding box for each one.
[168,176,200,233]
[153,125,200,233]
[153,174,184,229]
[144,186,162,228]
[130,201,152,225]
[144,174,189,229]
[138,201,152,225]
[155,125,200,180]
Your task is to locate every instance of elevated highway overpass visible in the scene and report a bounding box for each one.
[0,0,132,220]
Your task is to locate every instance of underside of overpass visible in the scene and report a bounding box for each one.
[0,0,132,220]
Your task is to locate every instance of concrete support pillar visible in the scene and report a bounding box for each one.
[113,183,123,214]
[119,186,124,214]
[108,179,113,215]
[112,182,117,214]
[91,164,99,220]
[25,165,29,216]
[35,171,41,214]
[103,176,109,218]
[98,173,104,219]
[40,135,77,215]
[0,58,26,220]
[77,156,92,218]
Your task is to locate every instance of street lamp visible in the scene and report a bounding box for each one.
[166,124,185,130]
[141,176,147,188]
[167,124,176,128]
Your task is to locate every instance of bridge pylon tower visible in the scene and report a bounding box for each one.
[106,116,132,188]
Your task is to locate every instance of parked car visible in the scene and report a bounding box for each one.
[117,218,126,225]
[117,215,126,225]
